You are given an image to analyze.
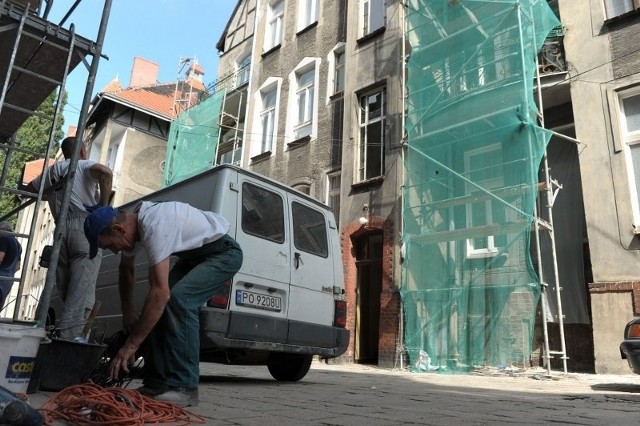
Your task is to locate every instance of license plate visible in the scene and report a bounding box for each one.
[236,289,282,312]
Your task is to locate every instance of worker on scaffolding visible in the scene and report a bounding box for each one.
[27,136,113,339]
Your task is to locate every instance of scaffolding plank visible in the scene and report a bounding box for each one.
[0,2,96,139]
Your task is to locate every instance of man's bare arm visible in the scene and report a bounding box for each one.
[90,163,113,206]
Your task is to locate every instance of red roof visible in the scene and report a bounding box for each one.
[185,77,205,92]
[22,158,55,184]
[190,63,205,75]
[107,85,176,118]
[103,81,206,118]
[101,79,122,93]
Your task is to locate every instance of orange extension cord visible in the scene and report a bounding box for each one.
[38,382,207,425]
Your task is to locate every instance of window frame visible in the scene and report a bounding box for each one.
[252,77,282,158]
[327,43,346,101]
[334,50,345,94]
[294,68,315,139]
[287,58,320,143]
[326,171,341,226]
[260,88,277,153]
[292,201,329,258]
[235,53,251,88]
[298,0,319,32]
[265,0,285,51]
[463,143,506,259]
[356,87,386,182]
[217,136,243,166]
[241,182,286,244]
[359,0,386,38]
[617,87,640,228]
[292,182,311,195]
[604,0,640,20]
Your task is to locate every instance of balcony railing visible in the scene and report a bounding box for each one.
[207,63,251,95]
[538,34,566,75]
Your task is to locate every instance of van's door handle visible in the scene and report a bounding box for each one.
[294,252,301,269]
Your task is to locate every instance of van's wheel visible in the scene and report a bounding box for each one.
[267,353,313,381]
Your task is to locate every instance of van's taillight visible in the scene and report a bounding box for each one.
[207,279,233,308]
[334,300,347,328]
[628,323,640,338]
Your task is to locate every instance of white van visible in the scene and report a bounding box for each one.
[86,164,348,381]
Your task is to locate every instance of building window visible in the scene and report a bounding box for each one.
[294,68,315,139]
[327,171,341,226]
[217,137,242,166]
[360,0,386,38]
[266,0,284,51]
[235,54,251,88]
[298,0,318,31]
[464,144,506,258]
[619,91,640,227]
[292,183,311,195]
[604,0,638,19]
[260,87,278,153]
[335,51,345,93]
[357,88,386,181]
[327,43,345,101]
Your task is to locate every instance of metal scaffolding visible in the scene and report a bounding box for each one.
[0,0,112,326]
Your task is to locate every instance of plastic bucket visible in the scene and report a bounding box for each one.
[0,322,45,393]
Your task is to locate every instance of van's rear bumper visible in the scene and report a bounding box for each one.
[200,309,349,358]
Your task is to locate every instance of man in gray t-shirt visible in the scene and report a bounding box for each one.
[27,136,112,339]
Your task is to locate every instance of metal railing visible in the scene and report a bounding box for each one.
[207,63,251,95]
[538,36,566,75]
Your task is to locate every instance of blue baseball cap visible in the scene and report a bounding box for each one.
[84,206,118,259]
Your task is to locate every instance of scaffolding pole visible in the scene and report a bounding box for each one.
[33,0,113,325]
[533,32,568,374]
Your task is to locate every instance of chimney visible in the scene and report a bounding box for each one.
[129,57,159,87]
[187,62,205,83]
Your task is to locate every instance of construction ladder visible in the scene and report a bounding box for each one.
[0,2,76,321]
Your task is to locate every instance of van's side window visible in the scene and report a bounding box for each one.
[242,183,285,243]
[292,202,328,258]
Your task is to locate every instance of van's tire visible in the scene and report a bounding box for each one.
[267,353,313,381]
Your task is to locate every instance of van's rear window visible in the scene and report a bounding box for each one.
[292,202,328,258]
[241,183,285,243]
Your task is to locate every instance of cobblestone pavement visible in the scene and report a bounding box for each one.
[27,361,640,425]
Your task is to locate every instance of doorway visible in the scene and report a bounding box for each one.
[354,231,383,364]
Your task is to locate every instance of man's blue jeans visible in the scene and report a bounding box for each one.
[144,234,243,389]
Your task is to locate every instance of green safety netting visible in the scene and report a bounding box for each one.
[402,0,560,372]
[163,89,225,186]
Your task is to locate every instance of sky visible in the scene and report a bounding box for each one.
[46,0,238,133]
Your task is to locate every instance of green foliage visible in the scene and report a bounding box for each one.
[0,90,67,219]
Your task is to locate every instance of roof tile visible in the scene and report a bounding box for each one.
[22,158,55,184]
[106,82,206,118]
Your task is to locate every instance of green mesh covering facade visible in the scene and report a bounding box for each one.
[163,89,225,186]
[402,0,560,372]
